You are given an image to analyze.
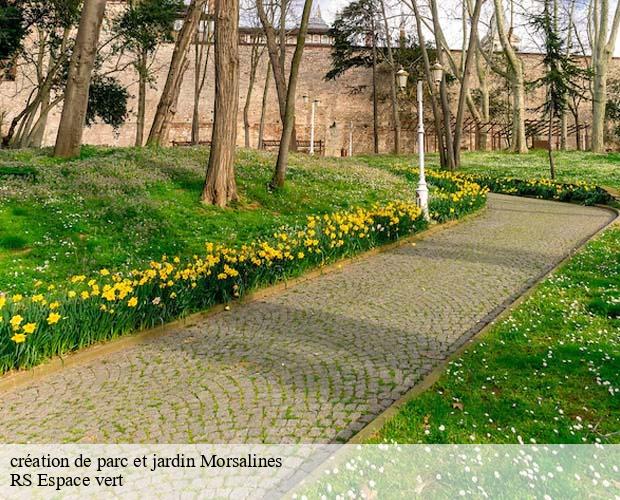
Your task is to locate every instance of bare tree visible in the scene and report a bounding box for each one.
[202,0,239,206]
[192,1,213,144]
[257,59,272,149]
[407,0,447,166]
[473,0,528,152]
[378,0,402,154]
[244,33,265,148]
[271,0,314,189]
[54,0,108,158]
[147,0,208,147]
[256,0,298,150]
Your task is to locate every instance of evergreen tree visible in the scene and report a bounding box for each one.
[0,0,25,61]
[531,0,588,178]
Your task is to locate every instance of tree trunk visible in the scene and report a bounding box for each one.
[270,0,313,189]
[256,0,297,151]
[571,104,581,151]
[148,0,207,147]
[511,72,528,153]
[589,0,620,152]
[135,51,147,147]
[371,24,380,154]
[410,0,447,167]
[54,0,107,158]
[429,0,455,169]
[492,0,528,154]
[26,90,54,147]
[258,60,271,150]
[591,58,607,152]
[453,0,483,167]
[202,0,239,207]
[161,56,190,145]
[379,0,400,155]
[192,2,212,145]
[244,38,262,148]
[548,110,556,179]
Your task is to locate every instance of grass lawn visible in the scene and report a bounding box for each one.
[3,146,493,372]
[358,149,619,190]
[0,146,411,293]
[362,150,620,445]
[453,150,620,191]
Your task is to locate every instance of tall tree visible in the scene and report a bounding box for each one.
[378,0,401,154]
[256,0,298,151]
[202,0,239,206]
[476,0,528,153]
[270,0,313,189]
[326,0,381,153]
[588,0,620,152]
[114,0,182,147]
[493,0,527,153]
[147,0,208,146]
[54,0,107,158]
[3,0,82,148]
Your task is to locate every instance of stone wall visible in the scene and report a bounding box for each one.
[2,23,619,155]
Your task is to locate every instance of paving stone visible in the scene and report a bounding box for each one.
[0,195,612,443]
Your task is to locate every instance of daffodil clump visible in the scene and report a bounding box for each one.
[0,175,490,373]
[453,172,612,206]
[0,200,432,372]
[426,170,490,222]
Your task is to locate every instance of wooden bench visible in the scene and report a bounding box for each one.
[171,140,211,147]
[261,139,324,155]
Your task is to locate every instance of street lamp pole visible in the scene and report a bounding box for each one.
[416,79,429,220]
[348,121,353,157]
[396,64,443,221]
[310,99,319,155]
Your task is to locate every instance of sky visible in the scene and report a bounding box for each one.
[316,0,620,57]
[318,0,350,23]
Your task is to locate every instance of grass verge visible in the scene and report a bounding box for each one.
[0,148,487,374]
[367,222,620,444]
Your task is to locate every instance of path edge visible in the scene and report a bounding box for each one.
[347,203,620,444]
[0,209,487,395]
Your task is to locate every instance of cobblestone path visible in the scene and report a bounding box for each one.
[0,195,614,444]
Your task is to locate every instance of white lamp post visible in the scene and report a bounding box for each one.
[310,99,319,155]
[396,64,443,221]
[348,121,354,157]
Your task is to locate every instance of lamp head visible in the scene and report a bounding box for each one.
[396,67,409,91]
[432,62,444,86]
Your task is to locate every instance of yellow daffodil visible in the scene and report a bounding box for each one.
[11,333,26,344]
[127,297,138,308]
[10,315,23,330]
[22,323,36,334]
[47,312,61,325]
